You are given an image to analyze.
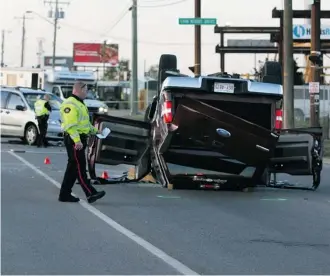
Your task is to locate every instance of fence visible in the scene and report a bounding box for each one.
[294,85,330,139]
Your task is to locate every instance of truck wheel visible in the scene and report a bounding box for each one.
[24,123,38,145]
[158,54,177,91]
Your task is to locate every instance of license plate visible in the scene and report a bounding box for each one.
[214,82,235,93]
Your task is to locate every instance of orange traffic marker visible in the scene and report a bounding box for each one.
[101,171,109,179]
[44,157,51,165]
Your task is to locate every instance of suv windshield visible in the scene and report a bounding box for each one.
[24,93,62,110]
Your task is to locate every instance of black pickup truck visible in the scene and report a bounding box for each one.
[87,54,323,191]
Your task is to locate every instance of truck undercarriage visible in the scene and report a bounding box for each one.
[86,109,323,192]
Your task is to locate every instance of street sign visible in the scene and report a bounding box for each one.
[309,82,320,94]
[44,56,73,68]
[293,24,330,40]
[179,18,217,25]
[227,39,275,47]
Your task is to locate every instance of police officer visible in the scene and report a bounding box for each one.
[59,81,106,203]
[34,94,52,147]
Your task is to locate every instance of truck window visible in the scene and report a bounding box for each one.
[52,87,61,97]
[61,86,73,98]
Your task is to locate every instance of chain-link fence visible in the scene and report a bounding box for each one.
[294,85,330,139]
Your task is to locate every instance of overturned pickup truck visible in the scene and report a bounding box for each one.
[87,54,323,191]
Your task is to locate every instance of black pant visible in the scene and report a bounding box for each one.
[37,115,48,147]
[59,134,97,198]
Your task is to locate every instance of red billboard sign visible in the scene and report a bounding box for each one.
[73,43,119,66]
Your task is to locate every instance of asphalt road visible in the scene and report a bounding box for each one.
[1,138,330,275]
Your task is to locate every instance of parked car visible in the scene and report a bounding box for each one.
[86,54,323,191]
[0,86,64,145]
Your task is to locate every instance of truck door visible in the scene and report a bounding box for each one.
[87,114,151,181]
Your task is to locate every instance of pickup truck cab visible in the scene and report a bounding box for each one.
[87,54,323,190]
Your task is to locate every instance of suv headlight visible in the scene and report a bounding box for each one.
[98,105,108,113]
[48,119,61,125]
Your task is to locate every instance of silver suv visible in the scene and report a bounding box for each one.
[0,87,64,145]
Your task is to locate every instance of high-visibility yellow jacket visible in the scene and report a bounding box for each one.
[34,99,49,116]
[60,96,98,143]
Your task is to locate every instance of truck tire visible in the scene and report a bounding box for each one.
[158,54,177,91]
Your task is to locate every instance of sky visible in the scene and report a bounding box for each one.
[0,0,330,78]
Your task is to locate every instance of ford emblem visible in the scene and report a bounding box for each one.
[216,128,231,138]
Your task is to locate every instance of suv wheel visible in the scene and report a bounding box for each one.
[24,124,38,145]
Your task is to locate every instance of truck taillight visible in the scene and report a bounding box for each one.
[162,100,173,123]
[275,109,283,130]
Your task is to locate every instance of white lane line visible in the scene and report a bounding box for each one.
[8,151,199,276]
[5,149,65,154]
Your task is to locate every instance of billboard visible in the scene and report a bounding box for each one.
[43,56,73,68]
[73,43,119,67]
[292,24,330,40]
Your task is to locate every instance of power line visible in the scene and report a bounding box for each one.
[56,21,216,46]
[138,0,188,8]
[102,1,131,36]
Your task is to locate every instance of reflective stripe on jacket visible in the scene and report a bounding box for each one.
[34,99,49,116]
[60,96,98,143]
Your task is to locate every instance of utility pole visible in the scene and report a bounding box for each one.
[283,0,294,128]
[1,30,4,67]
[14,14,32,67]
[44,0,69,68]
[102,40,106,79]
[309,0,322,127]
[36,38,45,67]
[52,0,59,69]
[131,0,138,115]
[21,14,26,67]
[194,0,201,76]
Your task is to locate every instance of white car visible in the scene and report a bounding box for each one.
[0,87,64,145]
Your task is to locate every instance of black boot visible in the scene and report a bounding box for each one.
[87,191,106,204]
[58,194,80,202]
